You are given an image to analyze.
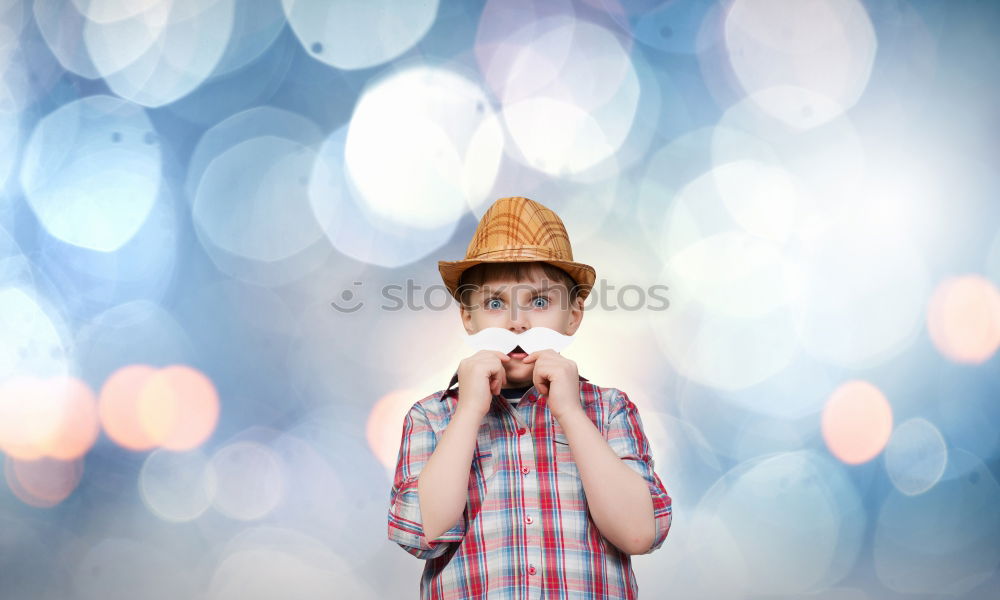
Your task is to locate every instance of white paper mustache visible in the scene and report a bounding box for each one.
[463,327,574,355]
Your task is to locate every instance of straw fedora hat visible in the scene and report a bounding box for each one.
[438,196,596,303]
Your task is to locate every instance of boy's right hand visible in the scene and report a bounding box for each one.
[456,350,511,417]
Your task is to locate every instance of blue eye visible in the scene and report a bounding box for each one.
[486,298,503,310]
[532,296,549,308]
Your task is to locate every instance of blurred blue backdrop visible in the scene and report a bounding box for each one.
[1,0,999,598]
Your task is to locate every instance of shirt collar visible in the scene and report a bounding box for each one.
[441,370,589,402]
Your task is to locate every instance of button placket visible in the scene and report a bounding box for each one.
[516,414,542,593]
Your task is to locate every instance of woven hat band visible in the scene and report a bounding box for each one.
[472,245,565,261]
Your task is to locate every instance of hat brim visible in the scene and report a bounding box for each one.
[438,256,596,304]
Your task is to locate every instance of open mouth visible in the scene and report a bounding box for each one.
[508,345,527,358]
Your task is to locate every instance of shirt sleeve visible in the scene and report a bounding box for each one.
[605,388,673,555]
[387,401,468,560]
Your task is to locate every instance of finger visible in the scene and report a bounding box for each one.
[522,352,537,363]
[493,351,512,362]
[534,370,547,397]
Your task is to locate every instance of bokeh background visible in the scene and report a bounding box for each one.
[1,0,999,598]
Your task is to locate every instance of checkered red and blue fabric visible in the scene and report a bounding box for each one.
[388,373,672,600]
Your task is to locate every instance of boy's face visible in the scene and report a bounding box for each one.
[459,264,584,388]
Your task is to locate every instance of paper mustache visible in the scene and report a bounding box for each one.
[463,327,574,355]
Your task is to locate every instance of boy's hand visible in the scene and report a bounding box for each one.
[456,350,511,417]
[521,349,581,421]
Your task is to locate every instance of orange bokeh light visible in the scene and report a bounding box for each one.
[4,454,84,508]
[138,365,220,450]
[99,364,220,452]
[821,379,893,465]
[927,275,1000,364]
[0,375,100,460]
[367,388,422,472]
[99,365,160,450]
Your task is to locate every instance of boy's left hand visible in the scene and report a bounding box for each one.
[521,349,582,420]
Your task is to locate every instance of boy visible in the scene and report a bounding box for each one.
[388,196,672,599]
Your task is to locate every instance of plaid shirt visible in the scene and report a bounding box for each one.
[387,371,673,599]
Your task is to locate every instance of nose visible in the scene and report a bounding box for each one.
[507,309,529,333]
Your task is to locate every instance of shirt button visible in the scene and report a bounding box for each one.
[517,427,526,435]
[520,466,530,475]
[525,516,533,525]
[528,565,536,575]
